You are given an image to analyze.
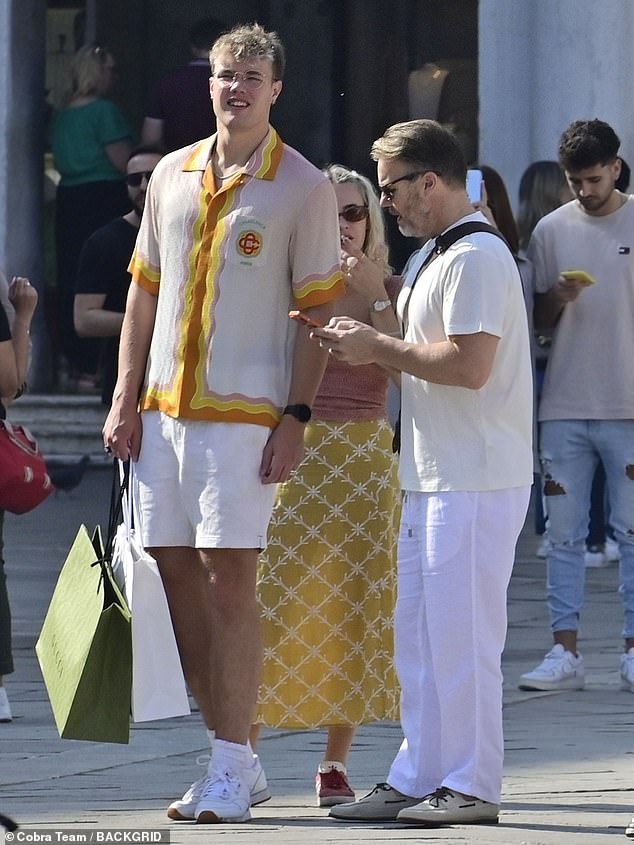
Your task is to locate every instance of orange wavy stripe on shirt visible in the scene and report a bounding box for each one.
[253,130,283,180]
[182,141,209,172]
[129,254,160,292]
[294,271,345,308]
[157,186,209,414]
[179,186,238,413]
[142,392,278,427]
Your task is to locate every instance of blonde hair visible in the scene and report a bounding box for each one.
[324,164,392,277]
[210,23,285,80]
[68,45,112,100]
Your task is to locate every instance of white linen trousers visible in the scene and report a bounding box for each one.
[387,486,530,804]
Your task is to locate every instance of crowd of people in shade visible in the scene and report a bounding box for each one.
[2,15,633,840]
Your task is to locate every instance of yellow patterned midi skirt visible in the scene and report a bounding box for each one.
[255,418,400,728]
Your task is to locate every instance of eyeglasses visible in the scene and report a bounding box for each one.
[214,71,270,90]
[126,171,154,187]
[379,171,426,202]
[339,204,369,223]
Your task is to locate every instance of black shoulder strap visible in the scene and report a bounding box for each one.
[434,221,510,255]
[406,221,511,308]
[392,221,512,455]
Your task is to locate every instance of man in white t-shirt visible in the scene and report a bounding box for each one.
[520,119,634,693]
[316,119,533,827]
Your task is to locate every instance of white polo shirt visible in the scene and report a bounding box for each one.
[129,127,344,427]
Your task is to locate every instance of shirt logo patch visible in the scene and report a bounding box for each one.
[618,246,630,254]
[237,230,263,258]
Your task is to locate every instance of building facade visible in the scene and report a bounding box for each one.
[0,0,631,386]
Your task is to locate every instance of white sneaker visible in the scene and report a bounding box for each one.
[626,815,634,838]
[195,768,251,823]
[167,754,270,820]
[167,775,207,821]
[519,644,585,691]
[605,537,620,562]
[536,536,549,559]
[245,753,271,806]
[584,544,608,568]
[620,648,634,692]
[0,687,12,722]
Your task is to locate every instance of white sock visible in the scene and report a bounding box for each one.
[206,728,216,747]
[318,760,347,774]
[209,739,250,776]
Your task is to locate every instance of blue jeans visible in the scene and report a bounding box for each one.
[540,420,634,637]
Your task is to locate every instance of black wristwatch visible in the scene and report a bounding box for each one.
[283,403,312,423]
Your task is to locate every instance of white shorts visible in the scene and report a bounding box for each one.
[135,412,278,549]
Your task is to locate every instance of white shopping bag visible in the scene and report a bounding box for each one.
[116,462,191,722]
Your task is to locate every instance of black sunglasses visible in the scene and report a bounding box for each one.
[339,204,369,223]
[126,171,154,187]
[379,171,425,202]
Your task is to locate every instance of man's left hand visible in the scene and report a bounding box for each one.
[312,317,380,365]
[260,415,306,483]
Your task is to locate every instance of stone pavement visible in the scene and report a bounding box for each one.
[2,466,633,843]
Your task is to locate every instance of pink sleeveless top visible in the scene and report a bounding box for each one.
[312,276,400,422]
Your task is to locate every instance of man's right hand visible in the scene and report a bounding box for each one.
[554,274,586,303]
[103,402,143,462]
[9,276,38,321]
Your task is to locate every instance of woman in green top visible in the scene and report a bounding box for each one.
[53,45,134,390]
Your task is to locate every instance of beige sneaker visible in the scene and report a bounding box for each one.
[329,782,420,821]
[397,787,499,826]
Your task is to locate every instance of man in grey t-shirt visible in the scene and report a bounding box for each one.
[520,118,634,693]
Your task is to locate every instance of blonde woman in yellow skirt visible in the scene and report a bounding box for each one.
[251,165,401,806]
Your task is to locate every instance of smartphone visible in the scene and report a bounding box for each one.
[466,169,483,203]
[289,309,323,328]
[560,270,597,286]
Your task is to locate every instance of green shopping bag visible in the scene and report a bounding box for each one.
[35,523,132,743]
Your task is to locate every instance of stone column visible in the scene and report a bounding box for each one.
[479,0,634,209]
[0,0,49,387]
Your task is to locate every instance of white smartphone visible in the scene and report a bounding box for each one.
[466,169,483,203]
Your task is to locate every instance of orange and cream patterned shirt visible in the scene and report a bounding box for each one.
[129,127,343,428]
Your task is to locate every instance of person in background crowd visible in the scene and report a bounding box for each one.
[103,23,343,825]
[519,119,634,693]
[141,18,224,152]
[74,146,164,406]
[0,272,38,722]
[52,44,133,392]
[251,164,401,808]
[517,160,572,254]
[615,157,630,193]
[516,161,576,560]
[582,155,631,568]
[472,163,540,493]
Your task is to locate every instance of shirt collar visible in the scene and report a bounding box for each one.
[182,126,284,181]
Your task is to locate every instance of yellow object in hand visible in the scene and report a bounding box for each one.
[560,270,597,286]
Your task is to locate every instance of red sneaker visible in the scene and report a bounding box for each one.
[316,765,355,807]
